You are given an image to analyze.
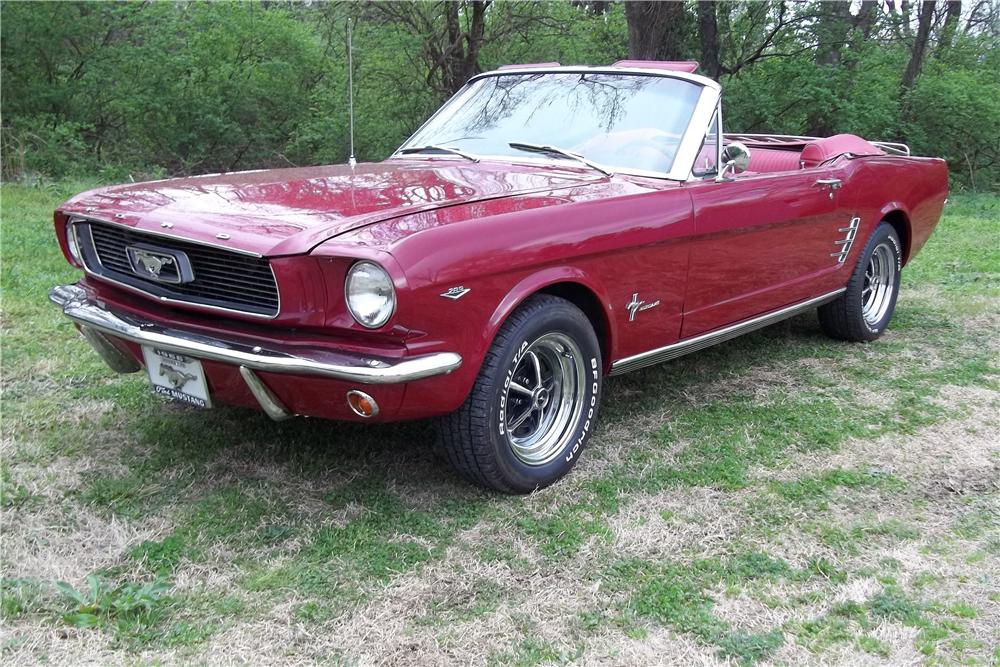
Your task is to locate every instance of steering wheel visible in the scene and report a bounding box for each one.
[617,130,682,168]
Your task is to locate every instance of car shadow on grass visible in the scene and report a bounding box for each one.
[110,312,830,493]
[95,311,839,503]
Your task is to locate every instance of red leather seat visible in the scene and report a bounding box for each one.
[800,134,882,168]
[746,148,802,173]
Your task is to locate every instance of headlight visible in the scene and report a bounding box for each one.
[66,221,82,264]
[345,261,396,328]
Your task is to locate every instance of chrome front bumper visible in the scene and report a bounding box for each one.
[49,284,463,387]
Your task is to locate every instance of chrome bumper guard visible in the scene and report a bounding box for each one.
[50,284,463,418]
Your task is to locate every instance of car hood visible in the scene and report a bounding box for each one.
[59,160,603,256]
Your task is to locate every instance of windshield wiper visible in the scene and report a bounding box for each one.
[508,142,613,177]
[397,145,480,163]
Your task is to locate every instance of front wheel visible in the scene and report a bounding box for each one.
[819,221,902,342]
[438,295,603,494]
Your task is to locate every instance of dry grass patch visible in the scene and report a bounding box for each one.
[608,488,751,562]
[754,383,1000,486]
[1,502,171,586]
[195,521,605,666]
[3,192,997,665]
[769,622,924,667]
[578,627,731,667]
[2,622,126,667]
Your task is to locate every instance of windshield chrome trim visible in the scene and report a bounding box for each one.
[394,68,721,183]
[468,66,721,91]
[716,103,724,177]
[687,100,723,182]
[669,84,720,181]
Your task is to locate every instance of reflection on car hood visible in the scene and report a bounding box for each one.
[58,160,603,256]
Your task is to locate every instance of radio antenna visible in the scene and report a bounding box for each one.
[347,17,357,168]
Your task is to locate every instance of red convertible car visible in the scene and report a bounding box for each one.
[50,61,947,493]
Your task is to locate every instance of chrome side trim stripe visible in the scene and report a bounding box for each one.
[609,289,846,376]
[50,283,463,385]
[239,366,294,421]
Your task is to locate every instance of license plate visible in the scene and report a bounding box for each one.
[142,346,211,408]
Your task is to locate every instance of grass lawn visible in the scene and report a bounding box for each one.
[1,182,998,666]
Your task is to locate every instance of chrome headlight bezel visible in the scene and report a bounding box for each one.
[65,220,83,265]
[345,260,396,329]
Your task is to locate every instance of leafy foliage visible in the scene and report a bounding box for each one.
[55,575,171,629]
[1,1,998,189]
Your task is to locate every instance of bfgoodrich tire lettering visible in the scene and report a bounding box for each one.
[439,294,602,493]
[819,221,902,342]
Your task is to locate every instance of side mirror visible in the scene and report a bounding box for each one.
[718,142,751,180]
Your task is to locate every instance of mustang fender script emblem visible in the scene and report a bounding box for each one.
[125,245,195,284]
[626,293,661,322]
[441,286,471,300]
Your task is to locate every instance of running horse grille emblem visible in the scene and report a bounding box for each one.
[134,251,173,277]
[125,245,195,284]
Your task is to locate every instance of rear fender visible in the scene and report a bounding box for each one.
[877,203,912,265]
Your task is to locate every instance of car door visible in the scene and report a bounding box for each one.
[680,164,856,338]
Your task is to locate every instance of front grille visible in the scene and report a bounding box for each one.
[77,220,280,317]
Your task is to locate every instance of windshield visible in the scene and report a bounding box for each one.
[399,72,704,175]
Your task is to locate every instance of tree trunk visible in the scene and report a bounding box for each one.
[697,1,720,80]
[441,2,462,95]
[463,1,486,82]
[936,0,962,57]
[854,0,879,40]
[806,2,854,136]
[814,1,854,67]
[625,1,688,61]
[902,0,936,91]
[900,0,914,39]
[440,1,487,97]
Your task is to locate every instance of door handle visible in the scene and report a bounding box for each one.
[815,178,843,189]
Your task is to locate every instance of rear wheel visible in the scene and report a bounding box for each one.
[819,222,902,342]
[439,295,602,493]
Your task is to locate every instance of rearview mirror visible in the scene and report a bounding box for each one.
[718,142,751,180]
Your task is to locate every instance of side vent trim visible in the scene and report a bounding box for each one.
[831,216,861,263]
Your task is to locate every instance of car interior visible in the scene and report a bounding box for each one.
[737,133,885,173]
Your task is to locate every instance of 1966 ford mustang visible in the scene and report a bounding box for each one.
[50,61,947,493]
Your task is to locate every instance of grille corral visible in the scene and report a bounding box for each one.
[76,219,280,317]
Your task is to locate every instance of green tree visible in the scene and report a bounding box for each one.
[2,0,998,190]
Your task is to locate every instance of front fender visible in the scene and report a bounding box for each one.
[485,266,616,362]
[391,264,615,420]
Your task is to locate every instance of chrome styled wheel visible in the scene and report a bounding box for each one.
[818,221,902,342]
[502,333,586,466]
[438,294,603,493]
[861,242,897,327]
